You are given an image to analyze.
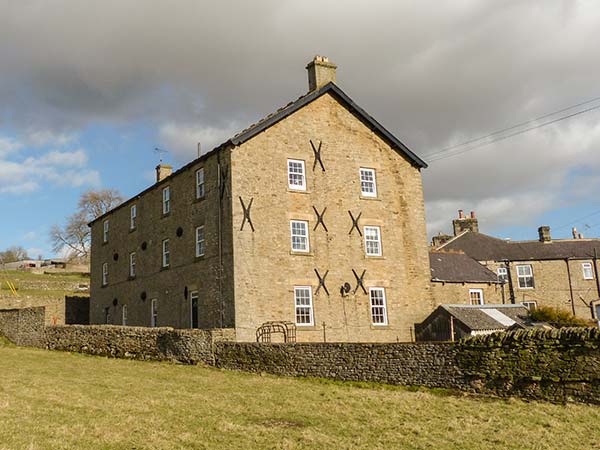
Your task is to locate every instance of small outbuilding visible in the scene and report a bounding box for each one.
[415,304,530,342]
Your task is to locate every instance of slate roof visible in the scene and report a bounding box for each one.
[90,82,427,226]
[440,231,600,262]
[441,304,529,331]
[429,251,498,283]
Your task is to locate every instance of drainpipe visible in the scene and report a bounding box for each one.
[594,248,600,299]
[565,258,575,316]
[503,260,515,304]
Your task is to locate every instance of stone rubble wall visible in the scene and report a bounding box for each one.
[213,342,464,389]
[0,306,46,347]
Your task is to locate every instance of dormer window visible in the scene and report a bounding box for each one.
[288,159,306,191]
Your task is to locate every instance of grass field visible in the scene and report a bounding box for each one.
[0,340,599,450]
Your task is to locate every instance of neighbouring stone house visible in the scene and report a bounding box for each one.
[433,211,600,320]
[88,56,433,342]
[429,250,503,306]
[415,303,530,341]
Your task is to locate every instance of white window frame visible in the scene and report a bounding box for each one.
[359,168,377,198]
[294,286,314,326]
[122,305,128,326]
[522,301,537,311]
[162,186,171,214]
[102,262,108,286]
[130,205,137,230]
[517,264,534,289]
[497,267,508,283]
[196,168,205,199]
[103,220,109,243]
[364,226,382,256]
[369,287,388,325]
[582,262,594,280]
[195,226,205,257]
[129,252,136,278]
[150,299,158,327]
[290,220,310,253]
[287,159,306,191]
[469,288,484,305]
[162,239,170,268]
[190,290,199,329]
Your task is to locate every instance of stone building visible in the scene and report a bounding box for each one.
[429,251,503,306]
[89,56,432,342]
[434,211,600,320]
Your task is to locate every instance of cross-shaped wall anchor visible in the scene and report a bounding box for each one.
[352,269,367,295]
[310,140,325,172]
[313,206,328,232]
[239,197,254,231]
[348,211,362,236]
[314,269,330,296]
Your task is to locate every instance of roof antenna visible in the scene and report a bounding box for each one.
[154,147,168,163]
[197,142,202,158]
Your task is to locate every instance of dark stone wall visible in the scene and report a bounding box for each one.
[65,296,90,324]
[456,327,600,403]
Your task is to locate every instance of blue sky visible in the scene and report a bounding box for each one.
[1,1,600,258]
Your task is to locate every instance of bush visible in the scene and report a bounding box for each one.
[530,305,595,327]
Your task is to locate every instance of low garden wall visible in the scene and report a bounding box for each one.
[2,307,600,404]
[214,342,465,389]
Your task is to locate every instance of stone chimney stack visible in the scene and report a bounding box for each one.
[306,56,337,91]
[452,209,479,236]
[155,164,172,183]
[538,225,551,242]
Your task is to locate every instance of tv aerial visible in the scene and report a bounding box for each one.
[154,147,169,163]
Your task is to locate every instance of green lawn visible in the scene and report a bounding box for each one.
[0,341,599,450]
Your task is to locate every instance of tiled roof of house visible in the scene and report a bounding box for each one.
[89,82,427,226]
[440,231,600,262]
[429,251,498,283]
[441,304,529,331]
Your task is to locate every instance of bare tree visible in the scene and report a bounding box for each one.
[50,189,123,260]
[0,246,30,263]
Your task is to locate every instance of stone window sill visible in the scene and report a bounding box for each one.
[360,195,381,201]
[290,251,314,257]
[160,266,170,271]
[193,195,206,204]
[287,189,311,194]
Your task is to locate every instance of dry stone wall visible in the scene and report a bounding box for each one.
[45,325,235,365]
[0,307,45,347]
[214,342,464,389]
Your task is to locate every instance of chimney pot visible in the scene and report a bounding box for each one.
[306,55,337,91]
[458,209,465,219]
[470,211,476,219]
[572,227,578,239]
[156,164,173,183]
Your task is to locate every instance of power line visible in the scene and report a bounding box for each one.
[422,95,600,159]
[427,102,600,163]
[554,209,600,231]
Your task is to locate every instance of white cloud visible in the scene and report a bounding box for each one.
[0,137,23,157]
[158,122,241,162]
[0,145,99,194]
[25,149,88,167]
